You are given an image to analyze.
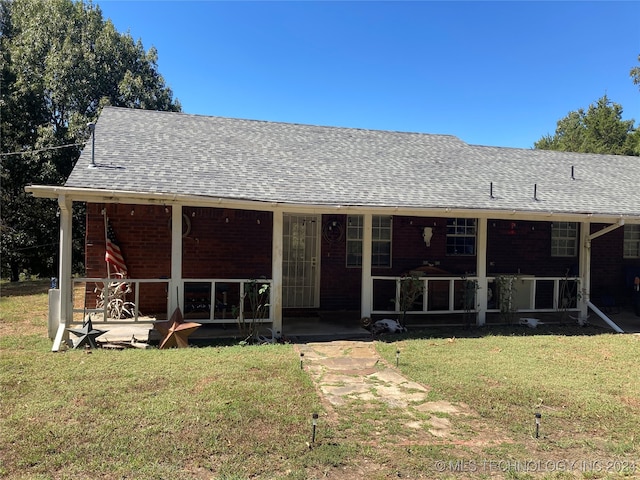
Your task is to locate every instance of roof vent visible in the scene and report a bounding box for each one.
[87,122,96,168]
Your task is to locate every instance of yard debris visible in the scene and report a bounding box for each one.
[362,317,407,335]
[519,317,542,328]
[98,335,150,350]
[256,328,288,344]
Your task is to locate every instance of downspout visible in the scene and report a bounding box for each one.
[587,301,624,333]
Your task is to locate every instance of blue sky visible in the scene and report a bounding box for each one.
[96,1,640,149]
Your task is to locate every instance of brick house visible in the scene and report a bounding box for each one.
[27,107,640,350]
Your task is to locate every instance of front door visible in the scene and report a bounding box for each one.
[283,214,320,308]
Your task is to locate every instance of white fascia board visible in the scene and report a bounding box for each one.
[25,185,640,224]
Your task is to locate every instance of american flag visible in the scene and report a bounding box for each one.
[105,219,128,277]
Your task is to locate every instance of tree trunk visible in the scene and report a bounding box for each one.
[10,263,20,282]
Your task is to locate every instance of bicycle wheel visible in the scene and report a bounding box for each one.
[109,298,124,319]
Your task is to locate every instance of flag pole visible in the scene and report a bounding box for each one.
[103,210,111,279]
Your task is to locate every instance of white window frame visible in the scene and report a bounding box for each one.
[551,222,578,257]
[446,218,476,256]
[372,215,392,268]
[624,224,640,258]
[346,215,363,267]
[346,215,392,268]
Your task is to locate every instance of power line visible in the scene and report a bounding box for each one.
[0,142,84,157]
[6,242,60,252]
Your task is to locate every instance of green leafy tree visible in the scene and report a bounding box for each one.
[534,95,637,156]
[631,54,640,90]
[1,0,180,281]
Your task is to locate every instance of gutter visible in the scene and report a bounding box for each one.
[24,184,640,224]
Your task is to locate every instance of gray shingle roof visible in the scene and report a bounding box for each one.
[65,106,640,217]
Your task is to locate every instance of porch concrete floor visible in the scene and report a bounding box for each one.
[94,317,371,345]
[92,307,640,346]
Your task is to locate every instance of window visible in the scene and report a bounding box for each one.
[624,225,640,258]
[372,216,392,267]
[346,215,392,267]
[446,218,476,255]
[346,215,363,267]
[551,222,578,257]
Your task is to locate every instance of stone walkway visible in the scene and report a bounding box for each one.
[296,340,471,439]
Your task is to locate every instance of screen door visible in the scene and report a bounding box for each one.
[283,214,320,308]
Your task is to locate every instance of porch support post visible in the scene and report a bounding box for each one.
[578,221,591,325]
[476,217,488,326]
[360,213,373,318]
[170,205,183,313]
[271,210,283,333]
[52,195,72,352]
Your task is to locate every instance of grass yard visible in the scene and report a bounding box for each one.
[1,280,639,479]
[377,332,640,478]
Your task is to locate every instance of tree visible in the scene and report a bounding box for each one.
[631,54,640,91]
[1,0,181,281]
[534,95,637,156]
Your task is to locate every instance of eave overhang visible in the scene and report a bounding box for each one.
[25,184,640,224]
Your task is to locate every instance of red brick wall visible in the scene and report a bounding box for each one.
[85,204,273,314]
[487,220,576,277]
[590,224,640,306]
[390,216,476,275]
[181,207,272,278]
[86,206,633,313]
[486,220,635,306]
[319,214,361,310]
[86,203,172,279]
[318,215,478,311]
[86,203,172,313]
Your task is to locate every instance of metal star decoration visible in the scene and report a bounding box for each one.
[155,307,201,349]
[68,317,107,349]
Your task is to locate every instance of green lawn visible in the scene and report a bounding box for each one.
[378,332,640,469]
[1,280,638,479]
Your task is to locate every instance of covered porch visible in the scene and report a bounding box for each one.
[35,190,632,351]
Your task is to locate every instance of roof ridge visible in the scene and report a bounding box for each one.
[100,105,466,143]
[471,142,640,160]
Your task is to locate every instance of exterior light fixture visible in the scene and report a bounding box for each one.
[535,412,541,438]
[311,413,318,443]
[396,349,400,367]
[300,352,304,369]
